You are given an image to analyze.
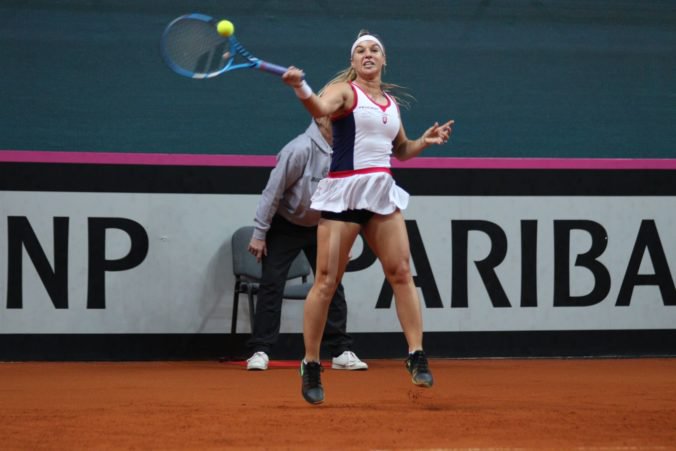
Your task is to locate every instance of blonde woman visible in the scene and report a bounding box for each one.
[282,30,454,404]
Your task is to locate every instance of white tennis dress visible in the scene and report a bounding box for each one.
[310,82,410,214]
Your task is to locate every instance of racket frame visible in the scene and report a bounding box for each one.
[160,13,289,79]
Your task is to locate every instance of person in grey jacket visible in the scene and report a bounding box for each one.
[245,117,368,371]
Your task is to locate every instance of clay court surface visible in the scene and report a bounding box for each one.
[1,358,675,450]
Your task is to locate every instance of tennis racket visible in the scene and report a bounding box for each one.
[160,13,291,79]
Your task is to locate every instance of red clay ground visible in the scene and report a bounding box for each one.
[1,358,675,450]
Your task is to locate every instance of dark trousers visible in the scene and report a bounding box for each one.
[247,215,354,357]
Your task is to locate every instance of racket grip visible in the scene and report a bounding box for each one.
[256,60,304,79]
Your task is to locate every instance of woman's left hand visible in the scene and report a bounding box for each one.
[422,120,455,146]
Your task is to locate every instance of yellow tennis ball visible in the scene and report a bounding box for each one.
[217,20,234,37]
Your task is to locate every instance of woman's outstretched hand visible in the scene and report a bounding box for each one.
[421,120,455,146]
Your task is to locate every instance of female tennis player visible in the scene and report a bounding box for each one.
[282,30,454,404]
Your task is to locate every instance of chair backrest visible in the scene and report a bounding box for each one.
[288,249,312,280]
[231,225,312,281]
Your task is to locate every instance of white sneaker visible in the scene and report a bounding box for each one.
[246,351,269,370]
[331,351,368,370]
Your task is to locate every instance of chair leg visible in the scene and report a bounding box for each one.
[231,281,241,335]
[247,285,256,334]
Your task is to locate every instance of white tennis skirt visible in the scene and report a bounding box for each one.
[310,171,409,214]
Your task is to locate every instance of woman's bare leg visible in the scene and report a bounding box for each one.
[303,218,360,362]
[363,210,423,352]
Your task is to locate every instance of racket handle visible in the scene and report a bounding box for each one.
[256,60,288,76]
[256,60,304,79]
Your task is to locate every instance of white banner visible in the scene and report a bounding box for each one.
[1,192,675,333]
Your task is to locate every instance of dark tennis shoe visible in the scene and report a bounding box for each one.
[300,361,324,404]
[405,350,434,388]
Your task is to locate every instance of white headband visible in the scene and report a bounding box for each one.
[350,35,385,57]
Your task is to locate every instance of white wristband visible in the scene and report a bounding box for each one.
[294,80,313,100]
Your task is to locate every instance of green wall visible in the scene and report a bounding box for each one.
[1,0,675,157]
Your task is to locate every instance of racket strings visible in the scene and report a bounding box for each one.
[163,20,229,76]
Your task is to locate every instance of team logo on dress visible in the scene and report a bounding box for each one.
[382,113,388,124]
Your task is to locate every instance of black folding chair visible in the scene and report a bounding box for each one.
[230,226,313,334]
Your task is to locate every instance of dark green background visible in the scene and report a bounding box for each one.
[1,0,675,157]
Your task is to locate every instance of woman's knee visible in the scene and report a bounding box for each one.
[313,275,340,303]
[383,259,413,286]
